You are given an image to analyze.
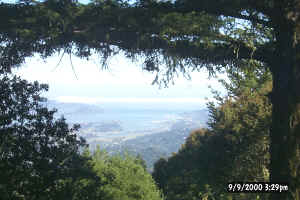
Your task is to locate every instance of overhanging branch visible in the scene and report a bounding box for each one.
[0,1,274,72]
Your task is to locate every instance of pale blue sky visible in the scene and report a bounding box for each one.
[14,52,226,105]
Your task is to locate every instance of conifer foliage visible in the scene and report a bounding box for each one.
[153,67,272,200]
[2,0,300,199]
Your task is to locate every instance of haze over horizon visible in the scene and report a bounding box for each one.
[13,52,227,105]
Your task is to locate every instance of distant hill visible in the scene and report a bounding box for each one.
[89,119,207,172]
[46,100,104,116]
[44,100,105,124]
[44,100,209,171]
[180,109,209,125]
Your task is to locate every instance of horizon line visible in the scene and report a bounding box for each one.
[52,96,212,104]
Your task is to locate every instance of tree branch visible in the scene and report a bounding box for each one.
[0,1,274,72]
[148,0,273,27]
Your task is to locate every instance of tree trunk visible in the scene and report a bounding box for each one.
[269,13,300,200]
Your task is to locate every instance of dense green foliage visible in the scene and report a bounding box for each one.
[85,147,163,200]
[0,74,88,199]
[153,68,272,200]
[2,0,300,199]
[55,147,164,200]
[0,74,163,200]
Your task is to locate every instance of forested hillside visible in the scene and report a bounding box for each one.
[92,123,197,172]
[2,0,300,199]
[153,67,273,200]
[0,60,277,200]
[0,74,163,200]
